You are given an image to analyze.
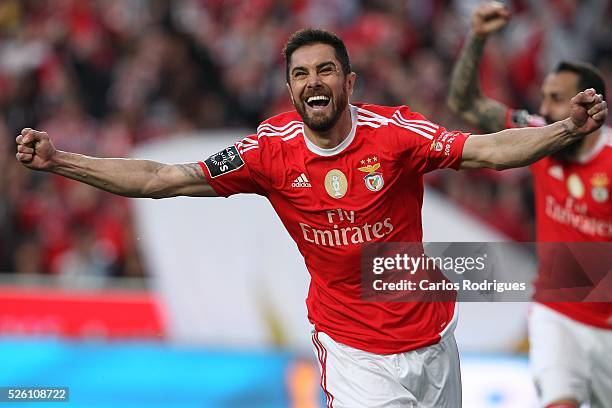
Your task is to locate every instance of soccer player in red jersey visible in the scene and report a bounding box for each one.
[448,2,611,408]
[17,27,607,407]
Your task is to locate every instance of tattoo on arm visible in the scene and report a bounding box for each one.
[560,121,578,138]
[448,34,508,133]
[448,35,486,111]
[176,163,206,180]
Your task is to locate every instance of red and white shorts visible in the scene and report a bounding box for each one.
[311,330,461,408]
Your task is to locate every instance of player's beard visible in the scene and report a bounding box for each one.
[295,86,348,132]
[544,115,582,162]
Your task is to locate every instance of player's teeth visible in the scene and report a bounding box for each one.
[307,96,330,103]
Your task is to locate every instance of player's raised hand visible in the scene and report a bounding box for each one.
[471,1,510,38]
[15,128,57,171]
[568,89,607,135]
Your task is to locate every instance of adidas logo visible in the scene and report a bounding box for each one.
[548,165,564,181]
[292,173,311,188]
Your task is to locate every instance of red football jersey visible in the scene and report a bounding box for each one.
[508,109,612,329]
[199,103,469,354]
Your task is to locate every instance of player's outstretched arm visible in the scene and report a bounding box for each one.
[460,89,607,170]
[447,1,510,133]
[15,128,218,198]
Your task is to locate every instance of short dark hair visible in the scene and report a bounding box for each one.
[283,28,351,82]
[554,61,606,100]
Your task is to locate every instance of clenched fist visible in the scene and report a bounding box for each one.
[471,1,510,38]
[569,89,608,135]
[15,128,57,171]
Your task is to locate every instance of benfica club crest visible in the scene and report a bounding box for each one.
[590,173,609,203]
[358,156,384,192]
[364,173,384,191]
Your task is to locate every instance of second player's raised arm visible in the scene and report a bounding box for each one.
[447,2,510,133]
[447,34,508,133]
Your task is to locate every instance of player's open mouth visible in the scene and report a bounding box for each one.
[305,95,331,109]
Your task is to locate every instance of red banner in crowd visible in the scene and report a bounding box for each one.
[0,286,164,338]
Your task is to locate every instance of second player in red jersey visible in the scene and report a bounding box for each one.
[448,3,611,407]
[515,119,612,328]
[499,104,612,330]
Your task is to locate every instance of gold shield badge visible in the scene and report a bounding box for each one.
[567,174,585,199]
[325,169,348,199]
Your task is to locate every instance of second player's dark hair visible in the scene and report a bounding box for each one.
[555,61,607,100]
[283,28,351,82]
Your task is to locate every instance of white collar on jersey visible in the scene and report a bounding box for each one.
[574,125,610,164]
[302,104,358,157]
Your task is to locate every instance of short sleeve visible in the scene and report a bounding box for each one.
[422,128,470,172]
[394,107,470,173]
[198,135,269,197]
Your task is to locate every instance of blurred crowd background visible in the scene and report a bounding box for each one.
[1,0,611,278]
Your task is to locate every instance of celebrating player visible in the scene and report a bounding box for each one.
[17,28,607,407]
[447,2,612,408]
